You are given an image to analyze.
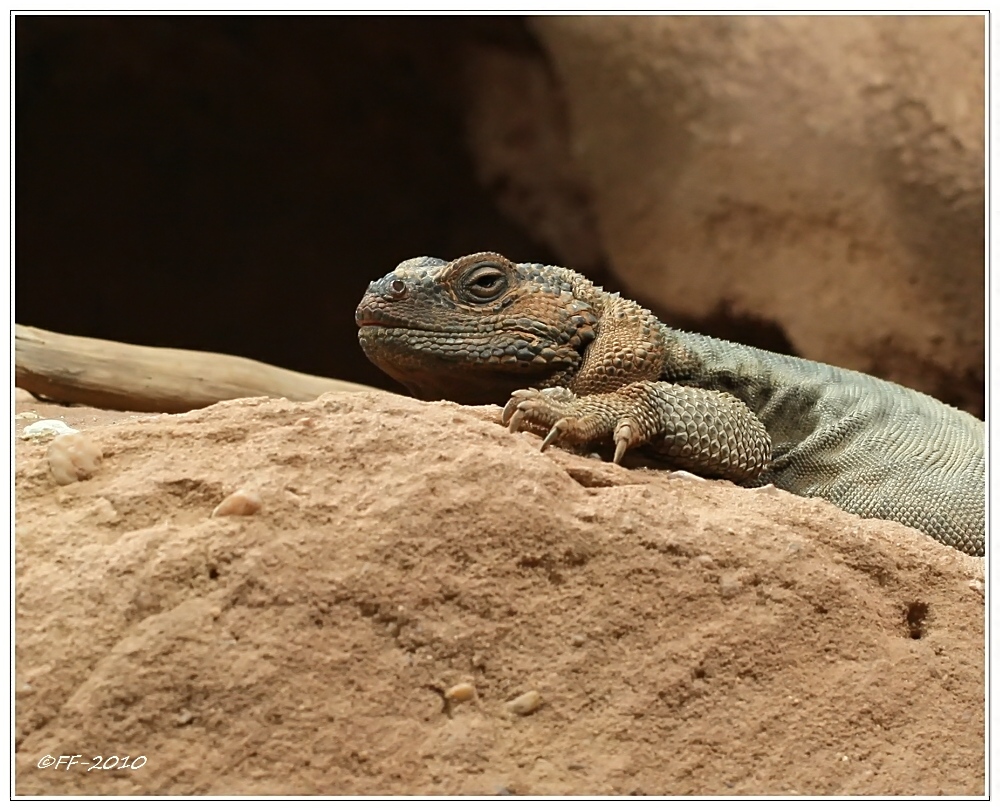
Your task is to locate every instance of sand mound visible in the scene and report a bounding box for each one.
[14,392,984,795]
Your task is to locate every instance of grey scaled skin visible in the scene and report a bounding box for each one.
[357,252,985,556]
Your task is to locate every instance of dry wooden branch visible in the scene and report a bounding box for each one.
[15,324,380,413]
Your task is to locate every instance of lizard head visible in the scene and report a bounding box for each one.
[356,252,600,404]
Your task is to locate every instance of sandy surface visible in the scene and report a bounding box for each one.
[14,390,984,796]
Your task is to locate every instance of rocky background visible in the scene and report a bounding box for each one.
[16,15,985,415]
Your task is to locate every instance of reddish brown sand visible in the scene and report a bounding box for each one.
[14,390,984,795]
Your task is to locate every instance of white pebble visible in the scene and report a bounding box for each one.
[505,690,543,716]
[47,434,102,485]
[23,419,78,439]
[212,489,262,517]
[668,470,706,483]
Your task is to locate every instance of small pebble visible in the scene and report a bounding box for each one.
[23,419,78,439]
[47,433,102,485]
[212,489,262,517]
[15,411,39,421]
[570,634,587,647]
[444,682,477,703]
[505,690,543,716]
[668,470,706,483]
[753,483,780,496]
[968,579,984,594]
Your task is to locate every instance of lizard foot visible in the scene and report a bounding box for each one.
[502,386,653,463]
[501,381,771,482]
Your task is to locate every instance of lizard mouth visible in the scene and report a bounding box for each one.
[355,305,421,331]
[356,321,430,337]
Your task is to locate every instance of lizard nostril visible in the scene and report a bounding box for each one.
[388,279,407,299]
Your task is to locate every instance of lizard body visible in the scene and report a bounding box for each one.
[356,252,985,556]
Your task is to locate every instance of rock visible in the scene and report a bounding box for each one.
[211,489,262,518]
[525,16,983,415]
[46,433,102,485]
[444,682,477,703]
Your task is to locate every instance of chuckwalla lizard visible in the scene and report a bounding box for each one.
[356,252,985,556]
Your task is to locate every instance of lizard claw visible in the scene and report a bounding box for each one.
[502,389,539,426]
[501,400,517,426]
[613,418,636,464]
[539,419,569,453]
[614,436,629,465]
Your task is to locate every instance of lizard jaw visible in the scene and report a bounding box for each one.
[357,324,576,405]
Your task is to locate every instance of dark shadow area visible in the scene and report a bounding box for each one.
[664,299,798,358]
[15,15,563,394]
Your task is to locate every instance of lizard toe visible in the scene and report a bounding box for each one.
[613,418,639,464]
[540,418,571,452]
[504,388,578,438]
[502,388,541,426]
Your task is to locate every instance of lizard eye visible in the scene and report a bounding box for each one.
[463,264,509,303]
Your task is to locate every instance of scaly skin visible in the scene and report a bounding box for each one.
[357,252,985,556]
